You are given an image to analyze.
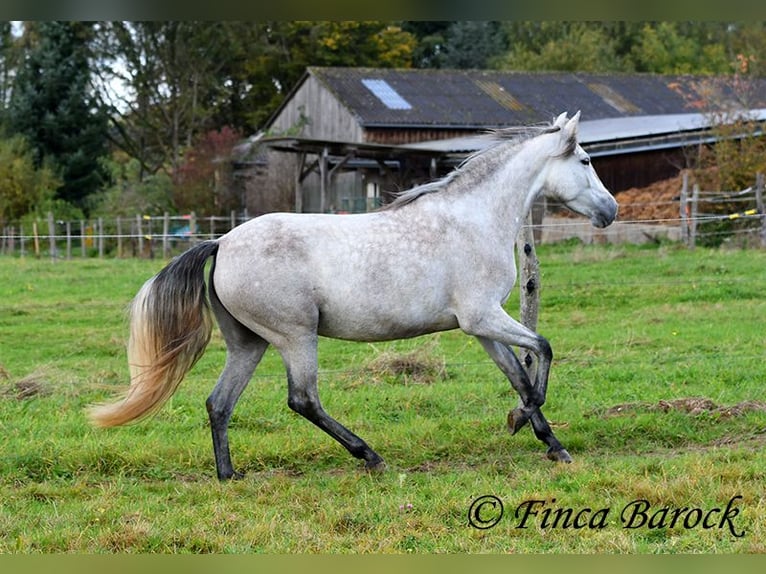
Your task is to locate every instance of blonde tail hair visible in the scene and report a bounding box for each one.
[88,241,219,427]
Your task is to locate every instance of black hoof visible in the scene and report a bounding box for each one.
[364,458,387,473]
[218,470,245,481]
[507,407,531,435]
[546,448,573,463]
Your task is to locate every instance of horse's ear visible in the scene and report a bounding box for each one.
[564,110,581,132]
[555,111,580,156]
[562,110,581,141]
[553,112,568,128]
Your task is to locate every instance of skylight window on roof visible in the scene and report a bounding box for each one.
[361,79,412,110]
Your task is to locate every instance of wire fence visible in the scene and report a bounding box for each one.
[679,172,766,249]
[0,211,248,260]
[2,174,765,259]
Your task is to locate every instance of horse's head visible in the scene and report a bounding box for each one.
[542,112,618,228]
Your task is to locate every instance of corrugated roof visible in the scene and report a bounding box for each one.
[403,109,766,157]
[297,67,766,129]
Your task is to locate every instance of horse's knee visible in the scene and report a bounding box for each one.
[537,335,553,362]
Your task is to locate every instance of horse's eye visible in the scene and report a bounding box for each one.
[580,157,590,166]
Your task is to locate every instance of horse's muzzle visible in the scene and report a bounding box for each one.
[591,197,619,228]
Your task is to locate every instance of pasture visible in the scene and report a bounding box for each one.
[0,241,765,553]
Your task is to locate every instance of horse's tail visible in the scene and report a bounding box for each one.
[88,240,220,428]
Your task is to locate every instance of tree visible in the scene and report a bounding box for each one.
[0,22,19,124]
[92,21,418,182]
[0,134,61,225]
[499,22,626,72]
[438,21,508,69]
[237,22,416,127]
[172,126,242,215]
[7,21,110,211]
[630,22,729,74]
[94,21,248,181]
[402,21,509,69]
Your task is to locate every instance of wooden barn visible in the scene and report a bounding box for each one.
[237,67,766,215]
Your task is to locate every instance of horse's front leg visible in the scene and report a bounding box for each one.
[476,337,544,429]
[476,337,571,463]
[463,306,571,463]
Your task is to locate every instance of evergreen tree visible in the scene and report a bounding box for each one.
[439,21,509,69]
[8,21,109,210]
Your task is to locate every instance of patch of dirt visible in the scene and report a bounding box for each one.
[0,368,52,400]
[597,397,766,418]
[362,344,448,386]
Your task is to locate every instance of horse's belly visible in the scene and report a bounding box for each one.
[316,301,459,342]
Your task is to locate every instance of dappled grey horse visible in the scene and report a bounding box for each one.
[89,112,618,480]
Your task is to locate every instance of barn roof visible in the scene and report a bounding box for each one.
[268,67,766,131]
[404,109,766,157]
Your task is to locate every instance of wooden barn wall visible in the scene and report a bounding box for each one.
[363,127,477,145]
[592,147,688,194]
[270,76,363,141]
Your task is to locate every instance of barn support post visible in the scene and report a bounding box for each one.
[319,147,329,213]
[516,211,541,379]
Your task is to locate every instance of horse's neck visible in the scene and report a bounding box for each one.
[454,141,551,242]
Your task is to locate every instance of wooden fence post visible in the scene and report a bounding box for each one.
[680,172,689,248]
[98,217,105,258]
[116,216,123,258]
[136,214,144,257]
[162,212,170,259]
[690,184,699,250]
[80,220,86,257]
[145,215,154,259]
[33,220,40,258]
[65,221,72,259]
[755,173,766,249]
[47,212,56,261]
[190,212,197,245]
[516,211,540,378]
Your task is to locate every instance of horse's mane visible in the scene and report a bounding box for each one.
[381,122,570,210]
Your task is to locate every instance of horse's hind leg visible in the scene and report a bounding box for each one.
[206,337,268,480]
[207,284,269,480]
[280,335,385,472]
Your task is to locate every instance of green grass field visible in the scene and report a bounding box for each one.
[1,241,764,553]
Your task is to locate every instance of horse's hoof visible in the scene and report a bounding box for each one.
[218,470,245,482]
[546,448,573,463]
[507,407,530,435]
[364,459,387,473]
